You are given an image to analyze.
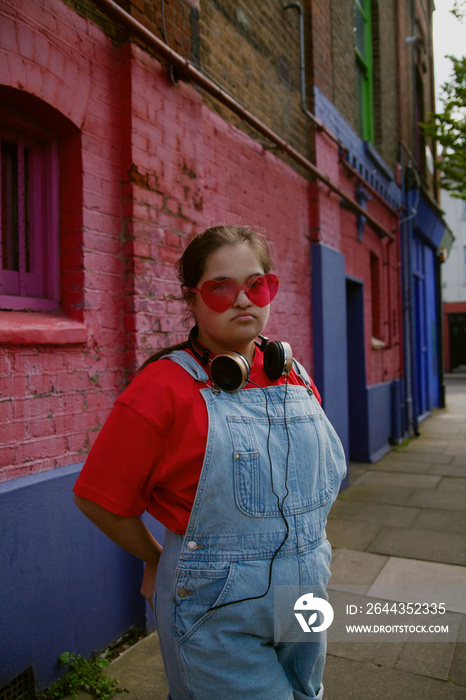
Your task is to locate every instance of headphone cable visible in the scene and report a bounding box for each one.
[207,377,291,612]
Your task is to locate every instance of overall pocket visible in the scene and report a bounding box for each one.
[174,562,236,644]
[228,411,336,517]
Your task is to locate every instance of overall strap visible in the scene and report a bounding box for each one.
[292,358,312,391]
[166,350,210,383]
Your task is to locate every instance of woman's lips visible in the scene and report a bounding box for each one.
[232,312,255,321]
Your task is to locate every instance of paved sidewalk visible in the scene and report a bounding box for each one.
[80,375,465,700]
[324,374,466,699]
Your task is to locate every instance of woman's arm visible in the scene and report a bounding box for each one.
[74,494,162,607]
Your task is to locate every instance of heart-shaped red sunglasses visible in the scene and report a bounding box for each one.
[189,272,279,312]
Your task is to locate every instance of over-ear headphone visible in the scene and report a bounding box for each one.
[188,326,293,392]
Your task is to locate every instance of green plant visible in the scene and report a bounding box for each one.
[37,652,124,700]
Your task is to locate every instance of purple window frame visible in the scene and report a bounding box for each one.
[0,116,59,311]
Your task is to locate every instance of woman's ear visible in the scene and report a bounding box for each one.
[182,287,195,307]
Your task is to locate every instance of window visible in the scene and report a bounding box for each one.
[354,0,374,143]
[0,112,59,311]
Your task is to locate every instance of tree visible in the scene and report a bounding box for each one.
[421,1,465,200]
[452,0,466,23]
[422,55,466,200]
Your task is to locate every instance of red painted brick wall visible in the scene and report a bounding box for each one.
[0,0,129,481]
[312,134,402,388]
[122,43,314,375]
[0,0,314,482]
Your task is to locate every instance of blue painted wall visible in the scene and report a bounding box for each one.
[312,250,399,467]
[0,464,164,692]
[346,278,368,462]
[367,381,393,462]
[406,189,444,421]
[425,246,440,411]
[312,243,349,488]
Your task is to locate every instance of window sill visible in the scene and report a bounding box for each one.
[371,337,386,350]
[0,311,88,346]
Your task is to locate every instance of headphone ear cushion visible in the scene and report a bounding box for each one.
[210,352,250,392]
[263,341,286,380]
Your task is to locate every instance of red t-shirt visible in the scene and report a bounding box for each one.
[73,349,321,534]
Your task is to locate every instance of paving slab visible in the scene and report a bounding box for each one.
[427,461,466,476]
[326,641,402,667]
[367,527,466,566]
[338,484,414,505]
[394,642,456,681]
[422,424,465,436]
[369,458,436,473]
[406,489,466,511]
[328,500,420,527]
[323,654,466,700]
[450,644,466,687]
[367,556,466,613]
[436,477,466,493]
[326,518,382,551]
[449,619,466,686]
[410,508,466,534]
[383,450,453,464]
[403,436,449,448]
[347,462,369,484]
[445,441,466,456]
[329,548,389,586]
[355,471,441,489]
[105,632,168,699]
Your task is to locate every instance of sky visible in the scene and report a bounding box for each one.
[432,0,466,105]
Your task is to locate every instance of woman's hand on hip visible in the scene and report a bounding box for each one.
[141,561,159,609]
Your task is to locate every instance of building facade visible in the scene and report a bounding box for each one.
[442,192,466,373]
[0,0,448,692]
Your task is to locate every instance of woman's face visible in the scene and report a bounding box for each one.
[190,242,271,361]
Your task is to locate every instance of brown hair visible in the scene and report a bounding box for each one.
[139,225,274,370]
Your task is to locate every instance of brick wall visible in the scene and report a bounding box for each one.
[0,0,129,481]
[342,213,403,386]
[124,42,314,374]
[312,0,400,173]
[308,0,333,100]
[312,129,402,388]
[199,0,312,165]
[119,0,199,63]
[371,0,398,169]
[0,0,315,482]
[329,0,359,140]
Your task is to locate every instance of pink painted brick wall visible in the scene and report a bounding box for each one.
[0,0,126,481]
[312,132,402,388]
[0,0,316,481]
[123,46,314,375]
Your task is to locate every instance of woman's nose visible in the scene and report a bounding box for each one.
[234,288,252,307]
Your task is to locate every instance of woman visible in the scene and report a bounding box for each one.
[74,224,346,699]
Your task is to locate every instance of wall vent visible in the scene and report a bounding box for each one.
[0,668,35,700]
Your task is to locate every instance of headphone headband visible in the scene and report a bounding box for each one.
[187,327,292,392]
[188,326,211,365]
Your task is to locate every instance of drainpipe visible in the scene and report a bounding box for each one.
[91,0,394,241]
[436,251,446,408]
[283,3,325,135]
[283,1,398,219]
[399,145,416,437]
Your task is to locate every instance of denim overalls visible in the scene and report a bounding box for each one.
[154,351,347,700]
